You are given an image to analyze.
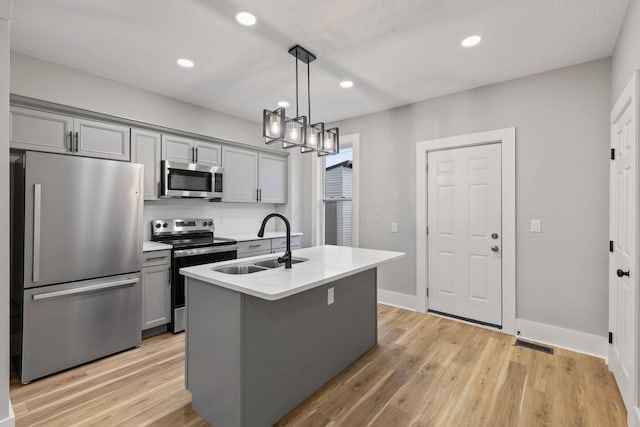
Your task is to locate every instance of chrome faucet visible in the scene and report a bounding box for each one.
[258,213,292,268]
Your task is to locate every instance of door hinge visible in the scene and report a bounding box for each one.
[610,240,614,253]
[611,148,615,160]
[426,226,429,236]
[426,288,429,297]
[609,331,613,344]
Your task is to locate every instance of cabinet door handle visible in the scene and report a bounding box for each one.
[259,189,262,202]
[157,181,160,197]
[195,146,198,163]
[74,131,79,152]
[145,256,168,262]
[68,131,73,152]
[248,244,262,249]
[256,189,259,202]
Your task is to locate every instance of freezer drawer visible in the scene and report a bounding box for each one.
[18,273,142,384]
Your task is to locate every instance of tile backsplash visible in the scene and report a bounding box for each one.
[143,199,277,240]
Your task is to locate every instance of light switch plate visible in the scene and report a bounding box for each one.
[328,288,334,305]
[391,222,398,233]
[530,219,542,233]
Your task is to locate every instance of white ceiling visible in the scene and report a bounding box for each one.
[10,0,630,123]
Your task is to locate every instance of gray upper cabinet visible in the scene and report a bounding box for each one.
[222,146,259,203]
[259,153,287,204]
[222,146,287,204]
[162,134,193,163]
[10,107,73,154]
[162,135,221,166]
[194,140,221,167]
[10,107,130,161]
[74,118,130,161]
[132,129,162,200]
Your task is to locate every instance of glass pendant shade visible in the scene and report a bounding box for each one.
[317,127,339,156]
[263,108,285,144]
[282,115,307,148]
[301,122,324,153]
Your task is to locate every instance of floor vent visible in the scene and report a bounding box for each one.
[515,339,554,354]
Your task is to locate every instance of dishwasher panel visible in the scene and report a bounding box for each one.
[18,273,142,384]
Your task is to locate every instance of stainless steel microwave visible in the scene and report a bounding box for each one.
[161,161,224,199]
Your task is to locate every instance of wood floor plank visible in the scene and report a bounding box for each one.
[9,304,626,427]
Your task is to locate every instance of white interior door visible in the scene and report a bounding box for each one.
[609,71,638,419]
[427,143,502,326]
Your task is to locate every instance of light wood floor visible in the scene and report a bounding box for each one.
[10,305,626,426]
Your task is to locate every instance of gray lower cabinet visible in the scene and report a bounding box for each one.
[142,250,171,331]
[236,236,302,259]
[185,268,377,427]
[10,106,131,161]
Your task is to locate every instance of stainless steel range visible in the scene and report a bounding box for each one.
[151,218,237,333]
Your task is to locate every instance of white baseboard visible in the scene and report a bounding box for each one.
[0,402,15,427]
[515,318,608,359]
[377,289,416,311]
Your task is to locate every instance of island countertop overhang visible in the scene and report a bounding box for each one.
[179,245,406,301]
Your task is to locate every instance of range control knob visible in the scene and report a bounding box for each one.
[208,221,213,226]
[203,222,207,226]
[162,223,168,228]
[155,223,161,229]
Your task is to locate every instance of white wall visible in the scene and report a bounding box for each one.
[142,200,276,240]
[328,58,611,337]
[1,5,13,427]
[612,0,640,103]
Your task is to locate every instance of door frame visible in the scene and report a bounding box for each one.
[609,70,640,427]
[416,127,516,335]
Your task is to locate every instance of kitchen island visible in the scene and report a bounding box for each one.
[180,245,405,427]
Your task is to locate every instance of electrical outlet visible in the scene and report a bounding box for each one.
[328,287,334,305]
[391,222,398,233]
[530,219,542,233]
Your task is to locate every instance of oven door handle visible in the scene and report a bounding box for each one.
[173,245,238,258]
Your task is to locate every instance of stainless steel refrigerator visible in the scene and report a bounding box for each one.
[12,151,144,384]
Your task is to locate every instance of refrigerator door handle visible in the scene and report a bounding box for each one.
[32,277,139,301]
[33,184,41,283]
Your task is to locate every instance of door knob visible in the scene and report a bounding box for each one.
[617,269,630,278]
[491,233,499,239]
[491,245,500,252]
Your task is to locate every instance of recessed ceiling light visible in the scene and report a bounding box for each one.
[236,11,257,26]
[461,35,482,47]
[339,81,354,88]
[176,58,194,68]
[277,101,289,108]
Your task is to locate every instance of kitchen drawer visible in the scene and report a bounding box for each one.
[237,240,271,254]
[237,249,272,259]
[271,236,301,251]
[143,250,171,267]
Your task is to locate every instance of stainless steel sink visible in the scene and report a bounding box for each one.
[214,265,268,275]
[253,257,308,269]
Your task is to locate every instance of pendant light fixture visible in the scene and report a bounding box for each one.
[263,45,339,156]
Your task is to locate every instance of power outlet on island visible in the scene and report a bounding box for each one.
[328,287,334,305]
[530,219,542,233]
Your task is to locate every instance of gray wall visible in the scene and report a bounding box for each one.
[330,58,611,336]
[612,0,640,103]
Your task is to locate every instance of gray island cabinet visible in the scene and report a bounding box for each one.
[180,245,405,427]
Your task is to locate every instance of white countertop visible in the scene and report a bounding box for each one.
[143,241,173,252]
[218,231,303,242]
[180,245,405,301]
